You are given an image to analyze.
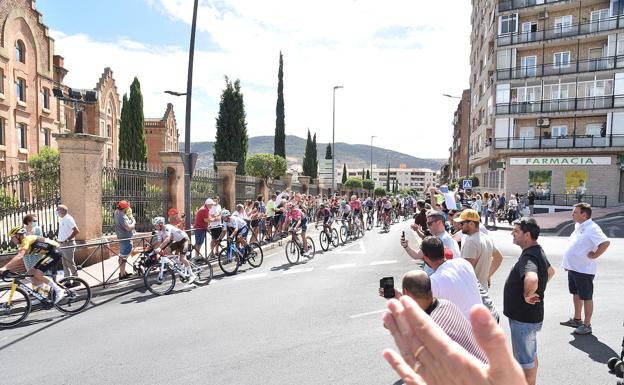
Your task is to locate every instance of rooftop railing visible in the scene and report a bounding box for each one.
[496,55,624,81]
[494,134,624,149]
[498,0,567,12]
[496,95,622,115]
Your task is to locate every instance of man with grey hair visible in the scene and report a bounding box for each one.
[57,204,80,280]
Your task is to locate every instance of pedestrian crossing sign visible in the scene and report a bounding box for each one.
[463,179,472,189]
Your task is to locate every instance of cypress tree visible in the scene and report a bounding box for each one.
[214,77,249,175]
[342,163,348,184]
[311,133,318,178]
[366,169,371,179]
[118,77,147,163]
[274,51,286,158]
[325,143,332,160]
[303,129,313,176]
[118,93,130,163]
[386,165,390,191]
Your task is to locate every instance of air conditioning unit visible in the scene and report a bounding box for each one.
[537,118,550,127]
[538,11,549,19]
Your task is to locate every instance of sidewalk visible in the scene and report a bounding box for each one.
[488,205,624,233]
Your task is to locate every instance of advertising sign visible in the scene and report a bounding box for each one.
[528,170,552,200]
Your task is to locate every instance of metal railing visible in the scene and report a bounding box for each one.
[498,0,566,12]
[498,16,624,47]
[494,134,624,149]
[496,95,621,115]
[535,194,607,208]
[235,175,261,203]
[497,55,624,81]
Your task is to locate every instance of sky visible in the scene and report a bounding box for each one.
[36,0,472,159]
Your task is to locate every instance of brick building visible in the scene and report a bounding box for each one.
[145,103,178,166]
[449,89,471,180]
[469,0,624,206]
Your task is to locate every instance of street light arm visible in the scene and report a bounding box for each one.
[164,90,187,96]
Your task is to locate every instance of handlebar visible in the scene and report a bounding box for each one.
[0,270,28,282]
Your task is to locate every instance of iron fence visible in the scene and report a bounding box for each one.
[102,160,168,235]
[190,169,223,222]
[270,178,287,194]
[0,164,60,253]
[235,175,261,203]
[535,194,607,208]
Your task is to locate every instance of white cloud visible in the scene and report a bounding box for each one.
[50,0,471,159]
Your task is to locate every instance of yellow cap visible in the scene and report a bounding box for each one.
[453,209,480,222]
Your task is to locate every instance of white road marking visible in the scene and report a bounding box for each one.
[283,268,314,275]
[333,241,367,255]
[350,309,386,319]
[234,273,267,281]
[370,260,397,266]
[328,263,356,270]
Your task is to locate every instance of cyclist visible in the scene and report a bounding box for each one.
[220,210,250,252]
[0,227,66,303]
[349,195,362,232]
[151,217,195,283]
[285,202,311,257]
[375,197,383,226]
[314,203,334,233]
[382,197,393,226]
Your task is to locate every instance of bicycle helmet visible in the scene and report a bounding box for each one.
[152,216,165,226]
[8,226,27,237]
[221,210,231,218]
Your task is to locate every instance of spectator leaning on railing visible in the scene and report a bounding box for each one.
[114,200,135,280]
[57,205,80,279]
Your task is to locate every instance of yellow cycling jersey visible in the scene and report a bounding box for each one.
[20,235,60,256]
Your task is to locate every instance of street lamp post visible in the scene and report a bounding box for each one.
[331,85,343,194]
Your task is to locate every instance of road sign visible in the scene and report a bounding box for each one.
[463,179,472,189]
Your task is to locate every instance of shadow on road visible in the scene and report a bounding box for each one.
[569,333,619,363]
[120,286,195,305]
[270,260,310,272]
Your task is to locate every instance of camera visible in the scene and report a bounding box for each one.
[380,277,395,299]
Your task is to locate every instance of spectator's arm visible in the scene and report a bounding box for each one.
[400,239,423,261]
[588,240,610,259]
[488,247,503,279]
[523,271,538,297]
[547,266,555,282]
[68,226,80,241]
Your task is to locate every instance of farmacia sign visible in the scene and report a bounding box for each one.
[510,157,611,166]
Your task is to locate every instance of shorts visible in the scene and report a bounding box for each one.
[25,248,63,273]
[251,219,260,228]
[194,229,207,247]
[266,216,274,226]
[236,226,249,239]
[300,217,308,232]
[509,319,542,369]
[568,270,595,300]
[119,240,133,257]
[209,227,222,240]
[169,239,188,253]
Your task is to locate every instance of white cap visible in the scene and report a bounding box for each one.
[205,198,215,205]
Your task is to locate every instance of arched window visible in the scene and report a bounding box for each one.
[15,40,25,63]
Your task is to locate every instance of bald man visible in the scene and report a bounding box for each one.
[380,270,487,363]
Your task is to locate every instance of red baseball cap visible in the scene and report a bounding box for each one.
[118,200,130,209]
[168,208,178,217]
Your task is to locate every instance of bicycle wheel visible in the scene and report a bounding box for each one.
[218,248,240,276]
[0,286,31,328]
[331,228,340,247]
[247,243,264,268]
[305,237,316,259]
[190,257,213,286]
[285,240,300,264]
[366,216,373,231]
[144,264,176,295]
[319,230,330,251]
[339,225,348,244]
[55,277,91,314]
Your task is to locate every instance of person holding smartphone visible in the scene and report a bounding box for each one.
[378,270,487,364]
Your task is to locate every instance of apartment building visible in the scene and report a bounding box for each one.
[449,89,471,181]
[470,0,624,206]
[337,165,436,195]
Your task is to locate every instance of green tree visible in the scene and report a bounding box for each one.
[311,133,318,178]
[28,147,60,201]
[386,169,390,191]
[341,163,348,184]
[344,177,363,190]
[366,170,370,179]
[274,51,285,158]
[28,146,59,170]
[214,77,249,175]
[272,155,288,179]
[302,129,314,177]
[119,77,147,163]
[362,179,375,191]
[374,187,386,197]
[325,143,332,160]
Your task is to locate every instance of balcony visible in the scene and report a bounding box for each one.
[498,0,566,12]
[496,95,621,115]
[494,134,624,149]
[497,55,624,81]
[498,16,624,47]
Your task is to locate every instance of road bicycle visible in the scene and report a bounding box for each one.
[317,222,339,251]
[0,270,91,328]
[217,238,264,276]
[365,210,375,231]
[339,217,364,244]
[285,229,316,264]
[143,251,213,296]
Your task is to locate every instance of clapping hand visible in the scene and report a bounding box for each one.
[382,296,527,385]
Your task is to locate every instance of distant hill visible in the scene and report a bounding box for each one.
[185,135,444,171]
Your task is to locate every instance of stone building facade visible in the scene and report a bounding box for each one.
[0,0,67,175]
[469,0,624,206]
[145,103,178,166]
[449,89,471,180]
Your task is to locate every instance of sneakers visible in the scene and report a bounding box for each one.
[560,318,583,328]
[188,274,197,284]
[573,324,592,335]
[118,273,133,281]
[53,288,66,304]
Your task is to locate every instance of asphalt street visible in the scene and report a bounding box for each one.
[1,220,622,385]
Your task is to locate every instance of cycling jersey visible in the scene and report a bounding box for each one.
[155,224,188,243]
[383,201,392,210]
[286,208,304,222]
[316,208,332,223]
[225,215,248,230]
[349,200,361,211]
[20,235,62,272]
[20,235,60,256]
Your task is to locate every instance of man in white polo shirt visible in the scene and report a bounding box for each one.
[560,203,610,335]
[57,204,80,280]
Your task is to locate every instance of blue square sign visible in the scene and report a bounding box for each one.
[463,179,472,189]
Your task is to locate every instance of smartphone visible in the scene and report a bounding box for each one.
[401,231,405,240]
[380,277,395,299]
